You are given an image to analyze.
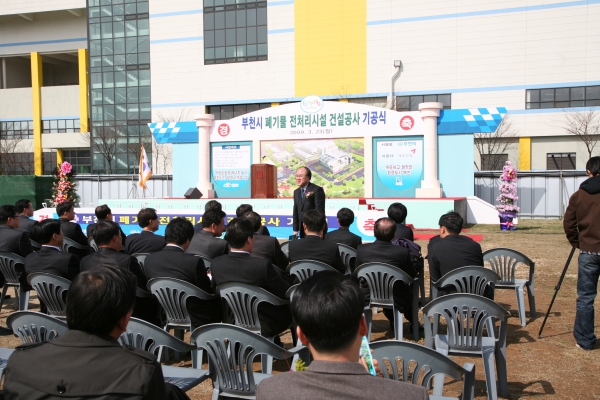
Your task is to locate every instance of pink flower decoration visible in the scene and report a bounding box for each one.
[61,162,73,174]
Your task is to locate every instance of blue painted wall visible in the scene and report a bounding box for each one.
[438,134,474,197]
[172,143,199,197]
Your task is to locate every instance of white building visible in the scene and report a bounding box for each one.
[1,0,599,176]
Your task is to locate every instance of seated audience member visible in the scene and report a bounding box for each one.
[288,210,345,273]
[87,204,127,246]
[388,202,414,241]
[57,201,89,258]
[0,205,33,257]
[4,266,190,400]
[15,198,38,239]
[211,218,292,339]
[237,203,270,236]
[124,208,166,255]
[144,218,222,326]
[187,209,229,259]
[244,211,288,270]
[256,271,429,400]
[0,205,33,292]
[25,219,80,280]
[427,212,484,296]
[356,217,417,331]
[82,221,156,323]
[194,200,223,233]
[324,207,362,249]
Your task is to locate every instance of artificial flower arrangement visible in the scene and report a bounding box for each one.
[51,161,79,206]
[495,160,519,230]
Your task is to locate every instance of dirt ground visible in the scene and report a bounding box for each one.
[1,219,598,399]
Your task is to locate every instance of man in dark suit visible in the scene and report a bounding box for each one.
[187,209,229,259]
[289,210,345,273]
[81,220,155,323]
[237,204,270,236]
[87,204,126,247]
[211,218,292,339]
[244,211,288,271]
[0,205,34,292]
[124,208,166,255]
[256,271,428,400]
[57,201,88,247]
[293,166,325,238]
[388,202,414,241]
[356,217,417,332]
[427,212,484,295]
[325,207,362,249]
[194,200,223,234]
[25,219,80,280]
[15,199,38,239]
[4,266,189,399]
[144,218,222,327]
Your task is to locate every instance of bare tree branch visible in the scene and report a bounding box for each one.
[83,123,123,174]
[151,110,192,174]
[0,137,28,175]
[474,116,518,170]
[563,108,600,159]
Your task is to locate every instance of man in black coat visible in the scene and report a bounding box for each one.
[211,218,292,338]
[427,212,484,295]
[194,200,223,234]
[81,220,156,324]
[244,211,288,271]
[25,219,80,280]
[237,204,270,236]
[293,166,325,238]
[325,207,362,249]
[56,201,88,247]
[0,205,34,293]
[187,209,229,259]
[15,199,38,239]
[124,208,166,255]
[87,204,126,247]
[4,266,189,399]
[289,210,345,273]
[388,202,414,241]
[356,217,417,331]
[144,218,222,327]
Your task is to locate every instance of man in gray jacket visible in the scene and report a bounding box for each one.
[564,156,600,351]
[257,271,429,400]
[4,266,189,399]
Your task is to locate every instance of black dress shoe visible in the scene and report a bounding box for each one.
[274,335,283,347]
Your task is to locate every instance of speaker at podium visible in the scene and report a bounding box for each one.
[251,164,277,198]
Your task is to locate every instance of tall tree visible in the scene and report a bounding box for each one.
[474,116,518,170]
[563,108,600,159]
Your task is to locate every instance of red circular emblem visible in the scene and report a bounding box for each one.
[399,116,414,130]
[218,123,230,137]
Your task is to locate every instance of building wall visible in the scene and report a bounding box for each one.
[0,13,87,56]
[0,88,32,119]
[41,85,80,118]
[0,0,85,16]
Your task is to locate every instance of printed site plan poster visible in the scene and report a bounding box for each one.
[373,137,424,197]
[211,142,252,198]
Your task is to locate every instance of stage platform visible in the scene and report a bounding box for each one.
[35,197,471,241]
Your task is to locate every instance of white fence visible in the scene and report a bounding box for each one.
[73,175,173,207]
[475,170,589,219]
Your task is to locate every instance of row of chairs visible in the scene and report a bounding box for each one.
[2,311,477,400]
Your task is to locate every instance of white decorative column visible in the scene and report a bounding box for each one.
[196,114,216,198]
[415,102,443,198]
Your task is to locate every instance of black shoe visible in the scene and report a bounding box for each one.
[3,295,11,300]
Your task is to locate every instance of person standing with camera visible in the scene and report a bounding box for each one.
[564,156,600,351]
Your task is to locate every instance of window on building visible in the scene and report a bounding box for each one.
[87,0,151,174]
[63,150,92,174]
[527,86,600,109]
[0,121,34,139]
[0,152,56,175]
[42,119,81,133]
[481,154,508,171]
[547,153,576,170]
[396,94,451,111]
[203,0,268,65]
[208,103,271,119]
